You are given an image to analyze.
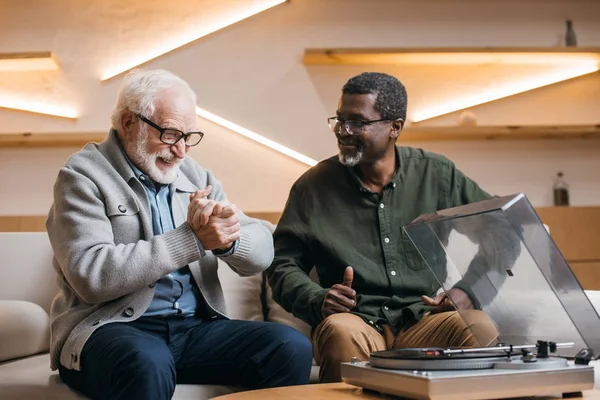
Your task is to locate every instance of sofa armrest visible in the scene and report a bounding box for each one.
[0,301,50,363]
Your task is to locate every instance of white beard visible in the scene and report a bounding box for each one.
[338,149,363,167]
[133,133,182,184]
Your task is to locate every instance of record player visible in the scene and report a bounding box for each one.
[341,193,600,400]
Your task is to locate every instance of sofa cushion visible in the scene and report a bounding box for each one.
[215,217,276,321]
[0,353,245,400]
[0,232,57,314]
[264,282,312,339]
[217,259,264,321]
[0,301,50,363]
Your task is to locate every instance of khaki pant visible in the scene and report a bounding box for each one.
[312,311,498,383]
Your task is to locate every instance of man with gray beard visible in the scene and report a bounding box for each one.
[267,72,498,383]
[46,69,312,400]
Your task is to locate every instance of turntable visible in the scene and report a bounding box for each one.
[341,193,600,400]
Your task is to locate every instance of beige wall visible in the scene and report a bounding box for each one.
[1,0,599,214]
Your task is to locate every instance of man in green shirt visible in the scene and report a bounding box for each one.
[267,72,501,383]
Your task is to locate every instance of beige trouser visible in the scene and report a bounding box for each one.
[312,311,499,383]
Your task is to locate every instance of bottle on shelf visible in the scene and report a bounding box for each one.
[565,20,577,47]
[553,171,570,206]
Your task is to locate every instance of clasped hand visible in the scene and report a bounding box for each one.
[187,185,240,252]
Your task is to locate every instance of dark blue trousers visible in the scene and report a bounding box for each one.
[58,317,313,400]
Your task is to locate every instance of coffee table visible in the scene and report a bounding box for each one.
[212,383,600,400]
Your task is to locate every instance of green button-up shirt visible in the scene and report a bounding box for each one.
[267,146,491,334]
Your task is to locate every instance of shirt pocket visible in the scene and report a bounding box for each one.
[105,196,142,243]
[402,229,430,271]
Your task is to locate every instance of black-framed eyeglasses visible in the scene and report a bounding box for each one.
[135,113,204,147]
[327,116,392,136]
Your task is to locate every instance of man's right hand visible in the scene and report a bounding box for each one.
[187,187,241,251]
[321,266,357,319]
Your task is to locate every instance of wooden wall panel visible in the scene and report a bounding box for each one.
[0,214,281,232]
[0,216,46,232]
[570,261,600,291]
[536,207,600,262]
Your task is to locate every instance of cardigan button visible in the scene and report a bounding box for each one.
[118,205,126,213]
[123,307,134,317]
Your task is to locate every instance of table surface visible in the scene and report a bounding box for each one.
[212,382,600,400]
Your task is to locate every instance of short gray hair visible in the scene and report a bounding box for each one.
[110,69,197,130]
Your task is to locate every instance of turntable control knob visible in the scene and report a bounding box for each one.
[351,357,358,364]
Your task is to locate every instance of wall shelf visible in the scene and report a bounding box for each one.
[303,47,600,65]
[398,124,600,142]
[1,125,598,149]
[0,132,107,148]
[0,51,59,71]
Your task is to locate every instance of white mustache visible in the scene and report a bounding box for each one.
[157,150,182,164]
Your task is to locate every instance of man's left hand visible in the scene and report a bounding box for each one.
[421,288,474,314]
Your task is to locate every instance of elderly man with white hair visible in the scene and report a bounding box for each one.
[46,69,312,400]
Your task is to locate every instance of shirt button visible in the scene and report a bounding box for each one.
[167,274,174,278]
[384,306,389,311]
[380,203,385,209]
[384,238,390,243]
[174,302,180,308]
[118,205,126,213]
[369,320,374,325]
[393,183,396,188]
[390,271,397,276]
[140,176,145,181]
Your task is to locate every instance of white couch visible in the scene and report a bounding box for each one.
[1,231,600,399]
[0,230,315,400]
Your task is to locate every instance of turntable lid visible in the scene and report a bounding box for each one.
[403,193,600,358]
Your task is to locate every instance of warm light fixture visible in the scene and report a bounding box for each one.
[196,106,317,166]
[0,52,59,72]
[101,0,286,81]
[411,63,599,122]
[0,96,78,119]
[303,48,600,66]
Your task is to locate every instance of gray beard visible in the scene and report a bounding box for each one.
[338,150,363,167]
[132,131,181,184]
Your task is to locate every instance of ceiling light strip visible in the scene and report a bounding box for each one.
[411,63,599,123]
[101,0,286,81]
[196,106,317,167]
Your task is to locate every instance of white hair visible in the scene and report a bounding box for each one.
[110,69,197,131]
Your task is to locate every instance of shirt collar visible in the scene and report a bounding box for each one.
[347,145,402,192]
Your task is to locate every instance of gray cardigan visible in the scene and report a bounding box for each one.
[46,131,274,371]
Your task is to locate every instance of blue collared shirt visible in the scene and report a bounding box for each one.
[122,157,201,317]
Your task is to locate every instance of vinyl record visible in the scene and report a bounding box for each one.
[369,348,513,370]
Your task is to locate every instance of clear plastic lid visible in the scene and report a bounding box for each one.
[403,193,600,358]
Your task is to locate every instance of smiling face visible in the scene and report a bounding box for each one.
[335,92,399,167]
[119,87,197,184]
